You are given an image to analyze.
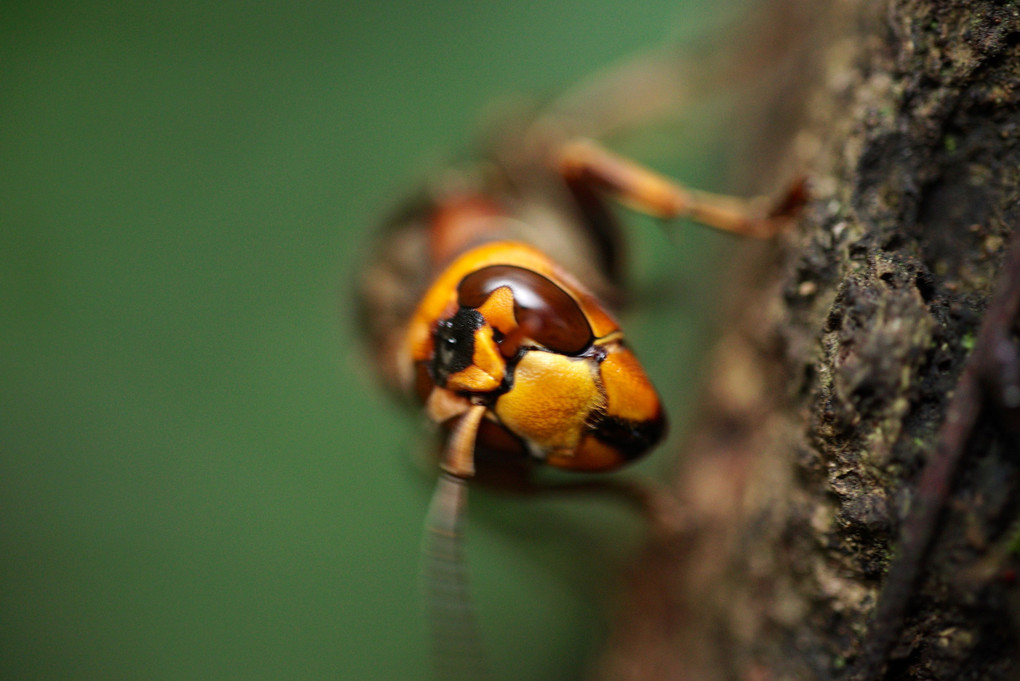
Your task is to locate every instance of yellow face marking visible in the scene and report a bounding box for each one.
[493,351,605,457]
[474,286,517,335]
[444,363,502,393]
[465,326,507,389]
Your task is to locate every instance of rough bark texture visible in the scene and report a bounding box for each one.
[598,1,1020,680]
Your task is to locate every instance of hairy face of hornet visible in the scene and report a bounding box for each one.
[403,240,665,472]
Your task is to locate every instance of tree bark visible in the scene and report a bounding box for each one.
[598,1,1020,679]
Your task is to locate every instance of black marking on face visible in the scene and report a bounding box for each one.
[431,308,485,387]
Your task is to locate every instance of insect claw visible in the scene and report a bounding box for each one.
[767,175,810,221]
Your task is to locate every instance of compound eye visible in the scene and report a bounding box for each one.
[457,265,593,355]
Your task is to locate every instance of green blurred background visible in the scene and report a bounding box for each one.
[2,2,749,680]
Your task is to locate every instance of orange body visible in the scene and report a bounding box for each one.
[402,239,665,472]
